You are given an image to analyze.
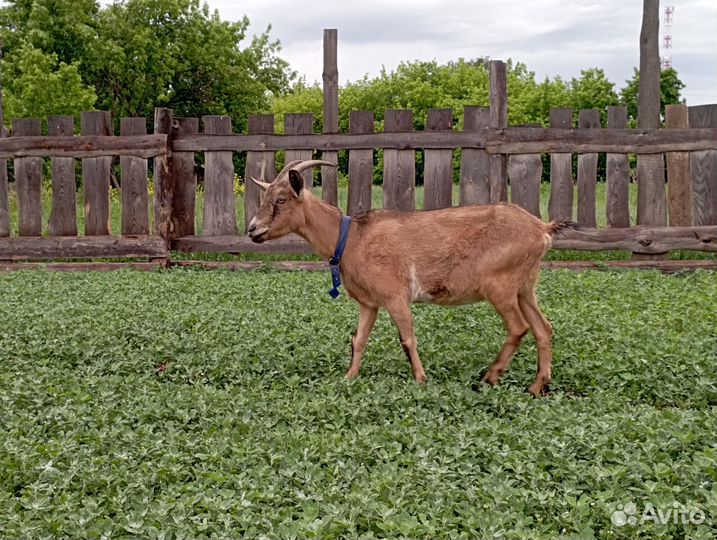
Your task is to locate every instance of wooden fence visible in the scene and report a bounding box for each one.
[0,61,716,267]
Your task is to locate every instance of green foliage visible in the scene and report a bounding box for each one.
[2,43,97,122]
[619,67,686,125]
[569,68,619,126]
[0,269,714,538]
[0,0,293,130]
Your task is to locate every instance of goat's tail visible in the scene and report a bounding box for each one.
[545,219,580,236]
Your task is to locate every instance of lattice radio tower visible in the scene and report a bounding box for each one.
[662,4,674,70]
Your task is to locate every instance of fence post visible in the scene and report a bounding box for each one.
[321,28,339,206]
[665,105,692,226]
[347,111,373,215]
[120,117,150,235]
[0,44,8,238]
[424,109,453,210]
[154,108,175,246]
[577,109,600,227]
[489,60,508,203]
[48,115,78,236]
[459,106,490,206]
[245,114,275,231]
[13,118,43,236]
[548,108,573,221]
[688,104,717,226]
[384,109,416,211]
[201,115,235,236]
[606,106,630,228]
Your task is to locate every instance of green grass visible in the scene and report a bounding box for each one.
[1,268,715,539]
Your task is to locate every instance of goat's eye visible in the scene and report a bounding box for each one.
[276,197,286,205]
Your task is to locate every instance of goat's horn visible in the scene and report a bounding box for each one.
[251,177,272,191]
[275,160,304,180]
[290,160,337,174]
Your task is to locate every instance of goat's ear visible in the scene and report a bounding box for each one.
[288,170,304,198]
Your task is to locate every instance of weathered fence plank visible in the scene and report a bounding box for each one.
[172,234,312,255]
[321,29,339,206]
[548,108,573,221]
[120,118,149,235]
[81,112,113,235]
[202,115,236,236]
[577,109,599,227]
[171,117,198,237]
[459,106,490,205]
[636,0,667,228]
[0,135,166,159]
[168,128,717,154]
[48,116,77,236]
[606,106,631,228]
[424,109,453,210]
[347,111,374,215]
[552,225,716,253]
[0,235,167,260]
[689,104,717,226]
[153,108,174,244]
[284,113,314,190]
[13,119,43,236]
[665,105,692,226]
[0,76,7,238]
[489,60,508,202]
[383,109,415,211]
[244,115,275,231]
[508,151,542,218]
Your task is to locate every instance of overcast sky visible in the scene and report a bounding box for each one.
[210,0,716,105]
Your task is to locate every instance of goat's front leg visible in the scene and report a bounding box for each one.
[385,299,427,383]
[345,303,378,379]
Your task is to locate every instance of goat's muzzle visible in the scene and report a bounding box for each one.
[247,218,269,243]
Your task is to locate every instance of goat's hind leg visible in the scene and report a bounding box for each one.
[480,296,529,387]
[345,303,379,379]
[518,289,553,397]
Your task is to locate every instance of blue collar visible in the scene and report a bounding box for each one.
[328,215,352,299]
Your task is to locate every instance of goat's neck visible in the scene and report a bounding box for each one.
[295,193,344,260]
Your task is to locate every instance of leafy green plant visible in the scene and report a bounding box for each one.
[0,269,714,538]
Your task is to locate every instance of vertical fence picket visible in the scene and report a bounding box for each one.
[322,29,339,206]
[577,109,599,227]
[508,126,542,218]
[424,109,453,210]
[665,105,692,226]
[81,111,113,235]
[688,104,717,226]
[383,109,415,211]
[13,119,43,236]
[48,115,77,236]
[489,61,508,203]
[548,108,573,221]
[459,106,490,206]
[202,115,236,236]
[347,111,373,215]
[120,117,149,235]
[606,106,630,228]
[245,115,275,231]
[171,117,198,237]
[0,81,7,238]
[284,114,314,190]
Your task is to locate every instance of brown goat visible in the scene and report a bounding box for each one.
[248,160,571,396]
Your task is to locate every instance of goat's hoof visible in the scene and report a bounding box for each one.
[471,379,493,392]
[528,382,550,398]
[480,371,500,386]
[344,371,359,380]
[414,374,428,384]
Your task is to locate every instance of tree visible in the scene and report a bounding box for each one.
[85,0,293,130]
[569,68,619,125]
[619,67,685,124]
[2,43,96,121]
